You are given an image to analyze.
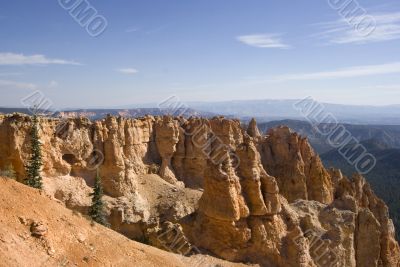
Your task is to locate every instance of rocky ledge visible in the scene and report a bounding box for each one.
[0,113,399,266]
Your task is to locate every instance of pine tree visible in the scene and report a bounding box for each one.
[25,114,43,189]
[89,170,109,226]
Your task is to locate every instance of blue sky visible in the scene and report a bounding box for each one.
[1,0,400,108]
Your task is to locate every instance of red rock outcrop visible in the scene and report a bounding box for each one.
[260,126,333,204]
[236,136,281,216]
[0,177,247,267]
[0,114,399,267]
[247,118,261,139]
[155,116,182,185]
[172,117,210,188]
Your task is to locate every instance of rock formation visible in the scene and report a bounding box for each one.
[155,116,181,185]
[261,126,333,204]
[247,118,261,139]
[0,177,246,267]
[0,113,399,267]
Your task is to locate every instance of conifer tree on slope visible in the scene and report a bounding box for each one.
[89,170,109,226]
[25,114,43,189]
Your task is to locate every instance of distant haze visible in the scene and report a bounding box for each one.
[3,99,400,125]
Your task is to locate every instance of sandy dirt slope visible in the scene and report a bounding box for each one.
[0,177,248,267]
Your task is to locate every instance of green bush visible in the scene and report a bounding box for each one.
[0,164,16,179]
[89,170,109,227]
[147,163,160,174]
[25,115,43,189]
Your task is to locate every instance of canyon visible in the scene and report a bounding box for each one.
[0,113,399,267]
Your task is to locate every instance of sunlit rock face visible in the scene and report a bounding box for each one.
[260,126,334,204]
[0,114,399,267]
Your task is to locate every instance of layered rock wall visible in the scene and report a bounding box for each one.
[0,113,399,267]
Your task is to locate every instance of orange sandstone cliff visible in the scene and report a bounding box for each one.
[0,113,399,267]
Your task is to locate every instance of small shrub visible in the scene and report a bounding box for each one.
[0,164,16,179]
[137,235,150,245]
[148,163,160,174]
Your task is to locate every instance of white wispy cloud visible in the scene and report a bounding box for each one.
[271,62,400,82]
[236,34,291,49]
[0,53,81,66]
[48,80,59,88]
[116,68,138,75]
[0,72,22,77]
[0,79,37,90]
[315,12,400,44]
[125,24,171,35]
[183,62,400,90]
[125,27,139,33]
[361,84,400,90]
